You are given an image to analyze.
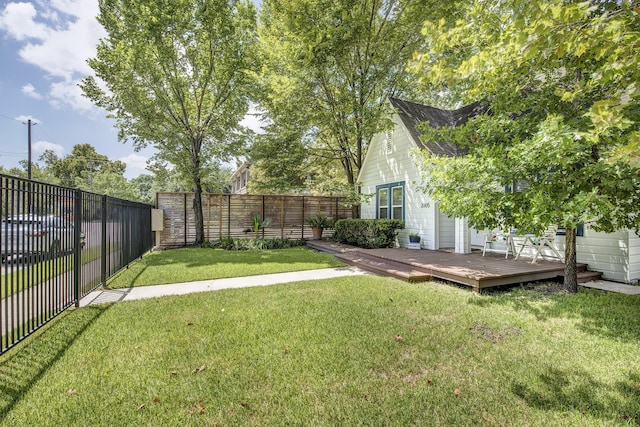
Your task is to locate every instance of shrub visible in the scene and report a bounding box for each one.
[202,237,306,251]
[305,213,335,229]
[332,219,404,249]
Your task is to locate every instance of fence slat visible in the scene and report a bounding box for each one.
[156,192,353,246]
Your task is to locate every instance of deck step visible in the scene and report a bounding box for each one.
[557,270,603,283]
[306,240,357,255]
[335,251,430,282]
[577,271,603,283]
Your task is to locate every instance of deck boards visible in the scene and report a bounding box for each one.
[307,240,579,291]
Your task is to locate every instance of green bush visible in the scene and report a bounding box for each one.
[332,219,404,249]
[202,237,306,251]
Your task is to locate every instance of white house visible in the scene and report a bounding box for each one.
[358,97,640,284]
[230,162,251,194]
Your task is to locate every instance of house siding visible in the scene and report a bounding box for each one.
[575,227,631,283]
[438,211,455,248]
[359,97,638,283]
[359,114,438,249]
[627,231,640,284]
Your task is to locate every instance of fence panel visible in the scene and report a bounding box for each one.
[156,193,353,246]
[1,174,153,354]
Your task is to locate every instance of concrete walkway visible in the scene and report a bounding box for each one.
[579,280,640,295]
[80,266,369,306]
[79,266,639,307]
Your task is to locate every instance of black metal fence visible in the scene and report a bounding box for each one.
[1,174,154,354]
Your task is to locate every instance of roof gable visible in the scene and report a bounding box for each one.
[388,97,484,156]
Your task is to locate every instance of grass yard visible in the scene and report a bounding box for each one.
[1,243,113,298]
[1,276,639,426]
[107,247,345,288]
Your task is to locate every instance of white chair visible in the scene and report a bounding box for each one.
[514,226,563,263]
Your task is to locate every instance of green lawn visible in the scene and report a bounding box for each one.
[1,277,639,426]
[106,247,345,288]
[1,244,111,298]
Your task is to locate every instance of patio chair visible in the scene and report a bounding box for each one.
[514,225,563,263]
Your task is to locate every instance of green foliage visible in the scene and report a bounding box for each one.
[243,215,271,235]
[203,237,306,251]
[332,219,404,248]
[305,213,334,229]
[257,0,456,192]
[248,123,311,194]
[82,0,259,243]
[411,0,640,290]
[50,144,126,189]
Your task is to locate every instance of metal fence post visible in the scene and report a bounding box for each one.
[262,195,266,239]
[101,195,107,288]
[73,188,82,307]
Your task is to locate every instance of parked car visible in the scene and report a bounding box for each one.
[0,214,85,262]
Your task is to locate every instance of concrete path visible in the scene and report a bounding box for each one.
[79,266,639,307]
[80,266,369,306]
[580,280,640,295]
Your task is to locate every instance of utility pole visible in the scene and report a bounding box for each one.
[25,118,36,214]
[25,118,36,180]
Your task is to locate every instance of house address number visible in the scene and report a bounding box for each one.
[421,202,431,208]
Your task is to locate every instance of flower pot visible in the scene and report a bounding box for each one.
[409,235,421,243]
[311,227,323,240]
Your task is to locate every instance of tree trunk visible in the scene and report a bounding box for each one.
[193,176,205,245]
[563,227,578,293]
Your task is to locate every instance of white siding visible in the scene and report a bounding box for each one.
[576,227,631,283]
[438,210,455,249]
[359,105,638,282]
[470,228,486,248]
[359,113,437,249]
[629,232,640,284]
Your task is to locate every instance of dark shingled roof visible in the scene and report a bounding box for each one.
[388,97,485,156]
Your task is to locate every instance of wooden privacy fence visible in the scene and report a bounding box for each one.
[156,193,353,247]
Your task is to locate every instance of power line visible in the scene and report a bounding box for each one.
[0,113,19,122]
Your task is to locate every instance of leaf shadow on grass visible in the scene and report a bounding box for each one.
[0,305,112,421]
[148,249,315,269]
[468,284,640,343]
[511,367,640,423]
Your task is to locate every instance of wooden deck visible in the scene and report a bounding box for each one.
[307,240,600,292]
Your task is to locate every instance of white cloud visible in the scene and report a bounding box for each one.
[49,80,95,112]
[0,2,50,41]
[14,114,40,123]
[22,82,42,99]
[32,140,64,157]
[0,1,105,111]
[119,153,149,177]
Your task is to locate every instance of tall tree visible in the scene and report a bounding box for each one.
[258,0,457,214]
[411,0,640,292]
[50,143,125,188]
[82,0,259,244]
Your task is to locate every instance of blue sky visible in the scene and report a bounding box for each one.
[0,1,260,179]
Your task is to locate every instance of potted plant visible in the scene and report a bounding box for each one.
[409,232,421,243]
[306,213,334,240]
